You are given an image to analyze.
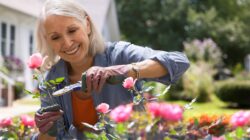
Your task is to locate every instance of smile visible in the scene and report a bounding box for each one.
[64,45,80,55]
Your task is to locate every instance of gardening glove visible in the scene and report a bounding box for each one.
[35,104,63,137]
[83,65,131,93]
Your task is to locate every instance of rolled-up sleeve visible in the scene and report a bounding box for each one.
[110,41,190,85]
[149,51,190,84]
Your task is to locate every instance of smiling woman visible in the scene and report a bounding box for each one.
[44,15,91,65]
[32,0,190,139]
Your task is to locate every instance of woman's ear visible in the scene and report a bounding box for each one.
[85,16,91,35]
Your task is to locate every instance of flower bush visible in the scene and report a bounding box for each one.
[3,56,24,74]
[83,77,250,140]
[0,53,65,139]
[183,38,222,66]
[0,115,36,139]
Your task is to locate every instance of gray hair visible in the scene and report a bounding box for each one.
[36,0,105,70]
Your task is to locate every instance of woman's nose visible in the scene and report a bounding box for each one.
[63,36,73,48]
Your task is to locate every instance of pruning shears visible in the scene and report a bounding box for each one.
[52,72,125,96]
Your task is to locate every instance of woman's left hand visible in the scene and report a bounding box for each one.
[85,65,130,93]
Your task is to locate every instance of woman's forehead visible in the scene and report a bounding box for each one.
[44,15,82,33]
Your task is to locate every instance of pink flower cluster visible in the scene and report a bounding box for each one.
[96,103,110,114]
[20,115,35,127]
[0,115,35,128]
[0,117,12,127]
[110,104,132,123]
[147,102,183,121]
[230,111,250,128]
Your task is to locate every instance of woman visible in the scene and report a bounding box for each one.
[32,0,190,139]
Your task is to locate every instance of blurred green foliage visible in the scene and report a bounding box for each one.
[116,0,250,66]
[215,80,250,107]
[167,62,214,102]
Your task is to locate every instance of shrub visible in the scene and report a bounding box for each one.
[215,80,250,106]
[3,56,24,74]
[168,62,214,102]
[183,38,222,66]
[165,38,221,102]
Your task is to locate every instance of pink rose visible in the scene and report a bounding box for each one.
[147,102,183,122]
[0,117,12,127]
[230,111,250,128]
[110,104,132,123]
[147,102,162,118]
[96,103,110,114]
[27,53,43,69]
[123,77,136,89]
[160,103,183,121]
[21,115,35,127]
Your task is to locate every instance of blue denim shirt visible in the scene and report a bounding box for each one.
[31,41,189,140]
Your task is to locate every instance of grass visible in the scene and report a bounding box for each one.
[167,94,244,119]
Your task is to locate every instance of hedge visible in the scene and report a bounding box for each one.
[215,80,250,106]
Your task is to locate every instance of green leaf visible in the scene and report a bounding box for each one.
[164,137,172,140]
[24,89,33,95]
[154,85,171,97]
[100,131,108,140]
[116,123,126,134]
[142,86,154,92]
[32,74,39,80]
[169,128,177,135]
[235,127,244,139]
[55,77,65,84]
[194,118,199,128]
[107,134,119,140]
[49,80,56,85]
[44,81,52,88]
[162,85,171,94]
[84,132,99,139]
[225,132,234,140]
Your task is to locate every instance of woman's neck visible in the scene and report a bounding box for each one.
[68,55,94,76]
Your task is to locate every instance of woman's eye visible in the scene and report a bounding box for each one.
[68,27,78,33]
[51,36,60,40]
[69,29,76,33]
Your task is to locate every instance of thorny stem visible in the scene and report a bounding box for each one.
[36,68,56,105]
[132,86,146,112]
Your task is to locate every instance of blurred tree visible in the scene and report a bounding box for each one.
[116,0,189,51]
[116,0,250,66]
[186,0,250,65]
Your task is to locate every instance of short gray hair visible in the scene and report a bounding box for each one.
[36,0,105,70]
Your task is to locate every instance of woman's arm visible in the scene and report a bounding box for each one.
[127,59,168,79]
[111,41,190,84]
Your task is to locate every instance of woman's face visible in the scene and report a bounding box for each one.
[44,15,91,64]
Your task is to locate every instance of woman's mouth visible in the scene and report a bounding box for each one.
[64,45,80,55]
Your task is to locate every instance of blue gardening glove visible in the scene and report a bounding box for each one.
[35,104,63,137]
[83,65,130,93]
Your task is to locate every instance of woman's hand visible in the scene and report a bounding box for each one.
[35,110,63,134]
[85,65,130,93]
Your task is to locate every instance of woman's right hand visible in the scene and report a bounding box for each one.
[85,65,130,93]
[35,110,63,133]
